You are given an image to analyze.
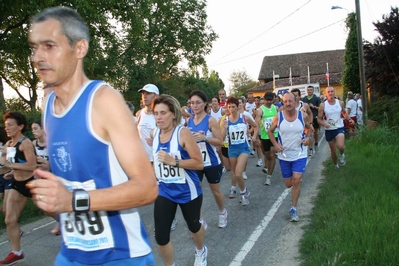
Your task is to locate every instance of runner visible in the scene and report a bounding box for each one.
[0,112,36,265]
[255,92,278,186]
[151,94,207,266]
[31,120,60,235]
[221,97,259,205]
[301,85,321,153]
[268,93,311,222]
[188,90,227,229]
[318,86,354,168]
[26,7,158,265]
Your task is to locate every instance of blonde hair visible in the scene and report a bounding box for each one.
[152,94,182,127]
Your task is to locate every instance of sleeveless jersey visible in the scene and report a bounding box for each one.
[210,107,222,121]
[227,114,249,150]
[35,141,48,161]
[277,111,307,161]
[187,115,221,168]
[6,137,28,164]
[260,104,278,139]
[152,126,202,204]
[137,109,156,162]
[323,99,344,130]
[296,101,306,113]
[43,80,152,264]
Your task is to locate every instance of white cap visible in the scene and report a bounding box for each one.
[138,84,159,94]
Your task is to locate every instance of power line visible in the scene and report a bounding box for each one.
[210,0,313,65]
[209,18,345,67]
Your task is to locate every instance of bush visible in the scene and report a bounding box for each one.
[368,96,399,128]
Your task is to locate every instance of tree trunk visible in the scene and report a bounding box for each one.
[0,78,7,113]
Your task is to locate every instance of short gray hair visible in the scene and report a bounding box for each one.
[31,6,90,48]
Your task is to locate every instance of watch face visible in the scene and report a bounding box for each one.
[77,199,89,207]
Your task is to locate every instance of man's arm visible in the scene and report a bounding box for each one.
[317,102,329,128]
[30,86,158,213]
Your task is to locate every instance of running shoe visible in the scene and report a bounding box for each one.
[256,159,263,167]
[199,218,208,230]
[218,210,228,228]
[242,172,248,180]
[264,175,271,186]
[262,167,268,174]
[229,188,237,198]
[240,190,250,206]
[194,246,208,266]
[222,166,226,174]
[314,143,318,152]
[339,154,346,165]
[309,149,313,156]
[170,218,177,231]
[0,252,25,265]
[289,207,299,222]
[250,149,255,155]
[335,164,340,169]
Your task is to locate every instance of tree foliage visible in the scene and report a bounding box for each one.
[341,12,361,99]
[229,69,258,97]
[0,0,219,111]
[364,6,399,98]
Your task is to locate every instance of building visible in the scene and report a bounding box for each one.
[248,49,345,99]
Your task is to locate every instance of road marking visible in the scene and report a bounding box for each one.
[230,134,325,266]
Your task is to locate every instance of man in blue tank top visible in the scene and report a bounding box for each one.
[26,7,158,266]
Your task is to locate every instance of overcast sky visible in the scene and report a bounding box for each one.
[205,0,395,93]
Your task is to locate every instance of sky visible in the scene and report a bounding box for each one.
[205,0,395,93]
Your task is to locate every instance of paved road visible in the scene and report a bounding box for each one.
[0,134,330,266]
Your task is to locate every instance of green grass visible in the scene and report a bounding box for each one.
[0,198,45,230]
[299,125,399,266]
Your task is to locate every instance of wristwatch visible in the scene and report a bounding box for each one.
[72,189,90,212]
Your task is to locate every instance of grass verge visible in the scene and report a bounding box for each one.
[0,198,45,230]
[299,125,399,265]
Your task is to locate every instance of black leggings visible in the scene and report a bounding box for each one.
[154,194,203,246]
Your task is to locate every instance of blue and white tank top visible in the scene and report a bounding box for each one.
[227,114,249,150]
[187,115,221,168]
[43,80,152,264]
[323,99,344,130]
[152,126,202,204]
[277,111,307,161]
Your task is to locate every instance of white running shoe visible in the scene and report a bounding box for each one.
[339,154,346,165]
[194,246,208,266]
[262,167,268,174]
[256,159,263,167]
[218,210,228,228]
[229,188,237,198]
[240,191,250,206]
[242,172,248,180]
[264,175,271,186]
[170,218,177,231]
[222,166,226,174]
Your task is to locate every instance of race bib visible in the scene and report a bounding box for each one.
[154,151,185,184]
[328,119,338,127]
[6,147,16,163]
[228,124,247,145]
[59,179,114,252]
[198,142,211,167]
[263,117,273,130]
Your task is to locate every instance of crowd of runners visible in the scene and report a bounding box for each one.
[0,6,360,266]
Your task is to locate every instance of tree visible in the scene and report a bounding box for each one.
[364,6,399,98]
[0,0,218,111]
[229,70,258,97]
[341,12,361,99]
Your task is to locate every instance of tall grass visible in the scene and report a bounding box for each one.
[299,125,399,266]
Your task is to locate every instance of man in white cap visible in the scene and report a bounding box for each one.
[137,84,159,163]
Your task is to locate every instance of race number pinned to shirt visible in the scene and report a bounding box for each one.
[154,151,185,184]
[59,178,114,252]
[6,147,16,163]
[197,142,211,167]
[228,124,247,145]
